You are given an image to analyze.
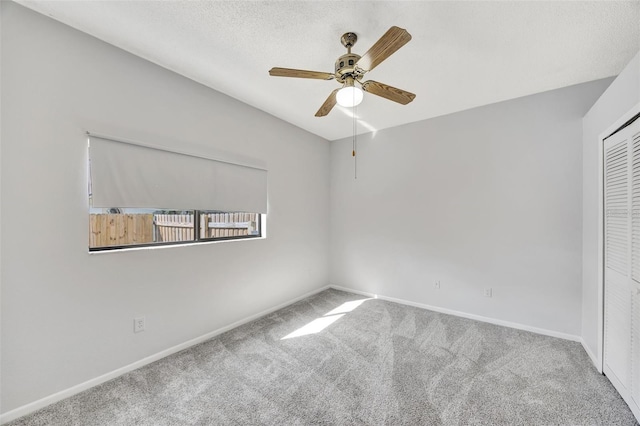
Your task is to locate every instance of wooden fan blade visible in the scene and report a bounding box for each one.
[355,26,412,72]
[362,80,416,105]
[315,89,339,117]
[269,67,334,80]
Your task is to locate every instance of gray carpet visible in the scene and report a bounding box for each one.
[7,288,639,425]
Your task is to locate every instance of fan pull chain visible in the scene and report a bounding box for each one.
[352,103,357,179]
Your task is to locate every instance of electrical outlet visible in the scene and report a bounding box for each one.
[434,280,441,290]
[134,316,145,333]
[484,288,492,298]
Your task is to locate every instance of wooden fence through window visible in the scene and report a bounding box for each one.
[89,214,154,248]
[89,212,259,249]
[154,214,194,242]
[200,212,258,239]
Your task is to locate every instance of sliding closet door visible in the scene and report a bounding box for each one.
[603,118,640,419]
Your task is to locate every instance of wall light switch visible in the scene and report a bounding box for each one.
[484,288,492,298]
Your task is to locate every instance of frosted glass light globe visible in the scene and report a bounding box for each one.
[336,86,364,107]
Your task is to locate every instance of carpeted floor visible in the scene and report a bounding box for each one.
[7,288,639,425]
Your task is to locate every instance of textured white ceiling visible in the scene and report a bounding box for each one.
[17,1,640,141]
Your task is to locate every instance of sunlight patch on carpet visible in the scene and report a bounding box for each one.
[281,298,371,340]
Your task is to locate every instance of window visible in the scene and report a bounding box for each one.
[89,208,261,251]
[87,133,267,251]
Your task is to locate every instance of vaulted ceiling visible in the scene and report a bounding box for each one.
[17,1,640,141]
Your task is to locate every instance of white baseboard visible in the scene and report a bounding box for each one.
[580,338,602,373]
[0,285,330,425]
[329,284,582,342]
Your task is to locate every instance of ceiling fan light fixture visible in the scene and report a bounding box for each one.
[336,79,363,108]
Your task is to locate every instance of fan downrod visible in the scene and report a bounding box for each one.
[336,32,362,83]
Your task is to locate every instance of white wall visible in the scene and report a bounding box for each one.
[0,2,4,417]
[330,79,612,337]
[0,2,329,414]
[582,51,640,366]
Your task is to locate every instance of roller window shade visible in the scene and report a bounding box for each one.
[89,136,267,213]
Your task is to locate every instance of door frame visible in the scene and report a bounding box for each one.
[598,102,640,374]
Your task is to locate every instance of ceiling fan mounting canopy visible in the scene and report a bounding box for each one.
[340,32,358,49]
[269,26,416,117]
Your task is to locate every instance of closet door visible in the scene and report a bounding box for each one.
[604,118,640,420]
[604,128,631,391]
[631,123,640,410]
[633,276,640,410]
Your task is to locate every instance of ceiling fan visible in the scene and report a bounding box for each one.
[269,26,416,117]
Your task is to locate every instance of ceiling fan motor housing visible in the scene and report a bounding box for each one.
[335,53,363,82]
